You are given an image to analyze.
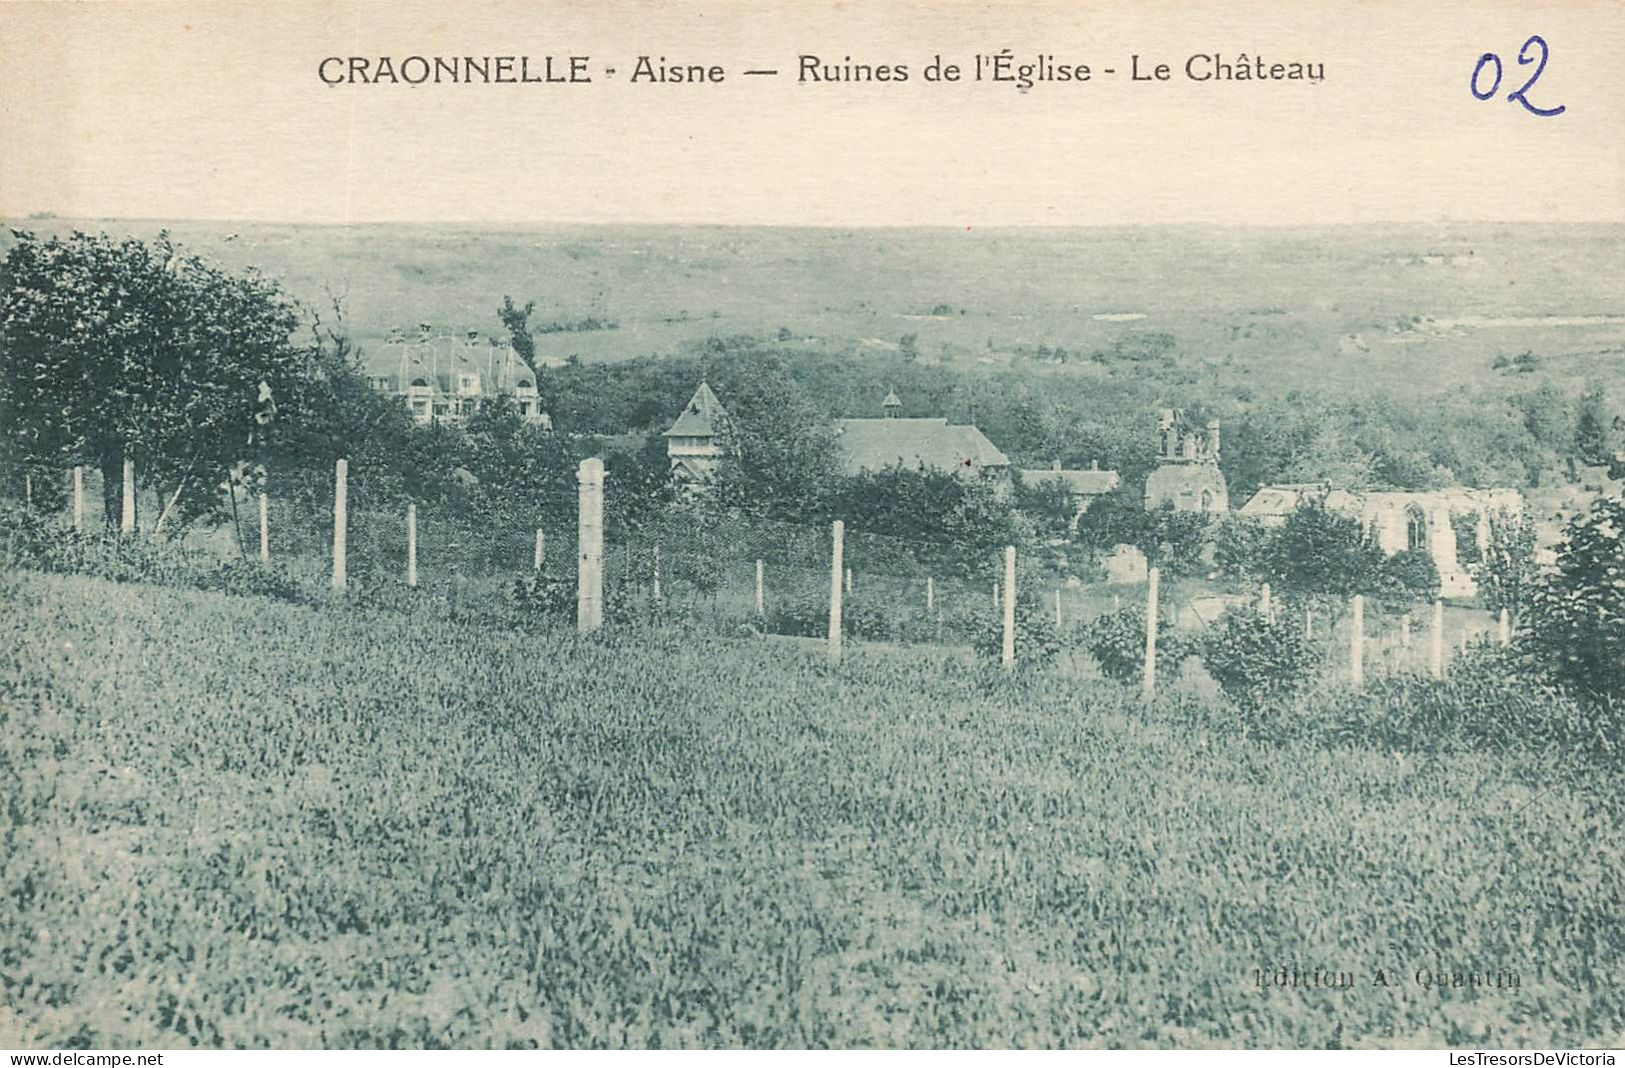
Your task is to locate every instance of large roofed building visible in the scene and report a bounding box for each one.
[366,325,548,426]
[832,393,1010,482]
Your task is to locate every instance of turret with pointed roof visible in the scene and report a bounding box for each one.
[664,382,732,491]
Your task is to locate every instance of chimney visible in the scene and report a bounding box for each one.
[1207,419,1221,462]
[1052,459,1062,471]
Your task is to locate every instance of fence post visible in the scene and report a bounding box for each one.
[330,458,348,590]
[1002,545,1016,671]
[653,546,662,604]
[993,581,1000,612]
[1304,607,1313,641]
[534,528,545,572]
[72,465,85,532]
[1430,599,1444,678]
[258,491,270,563]
[120,454,136,535]
[1142,568,1160,699]
[1055,590,1063,628]
[755,558,765,616]
[24,473,31,509]
[1401,612,1411,650]
[845,567,853,595]
[1498,607,1510,647]
[926,576,935,613]
[1350,594,1365,689]
[828,520,844,663]
[577,457,604,633]
[406,503,418,587]
[1259,582,1272,620]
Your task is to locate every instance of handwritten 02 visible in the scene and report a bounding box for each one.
[1471,34,1565,116]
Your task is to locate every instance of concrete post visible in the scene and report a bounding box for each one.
[1259,582,1272,620]
[755,559,765,616]
[653,546,662,603]
[331,458,348,590]
[258,492,270,563]
[1430,599,1444,678]
[1350,594,1365,689]
[577,457,604,633]
[828,520,844,663]
[534,528,545,572]
[1142,567,1160,699]
[120,455,136,535]
[406,503,418,587]
[72,466,84,532]
[1401,613,1412,649]
[926,576,935,613]
[845,567,853,594]
[1055,590,1063,628]
[1498,607,1511,646]
[1001,545,1016,671]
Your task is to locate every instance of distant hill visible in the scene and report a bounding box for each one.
[3,219,1622,398]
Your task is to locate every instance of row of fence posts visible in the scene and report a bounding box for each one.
[75,456,1519,687]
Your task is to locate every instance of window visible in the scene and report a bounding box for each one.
[458,373,480,395]
[1405,505,1428,551]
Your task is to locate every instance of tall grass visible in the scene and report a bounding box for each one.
[3,570,1621,1048]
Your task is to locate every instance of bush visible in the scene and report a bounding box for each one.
[1198,606,1323,707]
[1,508,306,603]
[1080,607,1188,686]
[970,595,1062,667]
[1371,548,1440,611]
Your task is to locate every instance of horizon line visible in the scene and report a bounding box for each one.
[6,212,1625,232]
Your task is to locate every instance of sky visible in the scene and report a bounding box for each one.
[1,0,1622,227]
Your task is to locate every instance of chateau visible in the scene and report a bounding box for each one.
[365,326,548,427]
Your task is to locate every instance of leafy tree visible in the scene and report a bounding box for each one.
[1575,381,1616,467]
[1521,493,1624,703]
[1,229,316,531]
[1012,471,1078,540]
[1262,497,1383,606]
[1472,509,1539,617]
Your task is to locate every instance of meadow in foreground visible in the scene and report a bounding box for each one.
[2,570,1621,1048]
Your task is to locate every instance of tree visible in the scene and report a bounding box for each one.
[1521,492,1625,703]
[1471,509,1539,617]
[1262,497,1384,606]
[1575,381,1615,467]
[1,229,315,531]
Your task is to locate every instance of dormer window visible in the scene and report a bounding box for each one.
[457,373,481,395]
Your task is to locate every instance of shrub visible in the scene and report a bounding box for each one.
[1198,606,1323,707]
[970,595,1062,667]
[1080,607,1187,685]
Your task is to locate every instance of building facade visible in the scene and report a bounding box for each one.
[1144,409,1229,513]
[366,326,548,426]
[1238,483,1525,598]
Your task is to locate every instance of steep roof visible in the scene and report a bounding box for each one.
[1020,468,1121,496]
[832,417,1010,476]
[364,334,535,393]
[664,382,729,438]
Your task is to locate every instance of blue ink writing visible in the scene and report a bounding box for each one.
[1472,35,1565,117]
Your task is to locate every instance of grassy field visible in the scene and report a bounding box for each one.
[3,219,1621,398]
[3,569,1621,1048]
